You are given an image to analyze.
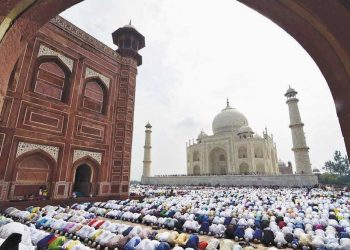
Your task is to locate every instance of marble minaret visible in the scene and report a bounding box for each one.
[285,87,312,174]
[142,122,152,181]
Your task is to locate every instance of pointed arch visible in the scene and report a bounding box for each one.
[11,149,56,199]
[239,162,249,175]
[31,56,72,103]
[82,77,108,114]
[72,155,100,182]
[71,155,100,197]
[209,147,227,175]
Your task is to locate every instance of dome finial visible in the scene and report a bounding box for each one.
[145,121,152,128]
[226,97,230,108]
[129,19,132,25]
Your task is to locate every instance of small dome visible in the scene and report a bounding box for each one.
[312,168,320,173]
[285,86,297,97]
[123,24,136,29]
[123,20,137,30]
[212,101,248,134]
[237,125,254,135]
[197,130,208,140]
[145,122,152,128]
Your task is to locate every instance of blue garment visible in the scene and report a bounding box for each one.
[336,226,345,233]
[253,228,262,241]
[234,225,245,239]
[200,215,209,223]
[224,217,232,225]
[37,234,56,249]
[291,238,299,248]
[186,234,199,249]
[124,236,141,250]
[294,223,304,230]
[254,219,261,229]
[167,210,176,218]
[339,231,349,238]
[155,242,171,250]
[199,221,209,233]
[35,218,48,228]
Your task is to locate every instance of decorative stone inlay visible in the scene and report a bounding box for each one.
[16,142,59,162]
[38,44,74,71]
[85,67,110,89]
[50,16,122,62]
[73,150,102,165]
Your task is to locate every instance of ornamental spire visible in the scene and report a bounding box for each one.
[226,97,230,108]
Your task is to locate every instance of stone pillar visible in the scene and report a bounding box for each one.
[142,122,152,182]
[285,87,312,174]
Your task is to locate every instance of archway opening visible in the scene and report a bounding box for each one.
[209,148,227,175]
[239,162,249,175]
[73,164,92,197]
[193,165,200,175]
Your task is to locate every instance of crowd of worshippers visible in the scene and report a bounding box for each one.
[154,172,271,177]
[0,186,349,249]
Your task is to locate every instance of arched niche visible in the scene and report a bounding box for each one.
[82,77,108,114]
[238,146,248,159]
[239,162,249,175]
[11,149,56,199]
[193,165,200,175]
[193,151,200,161]
[31,56,71,103]
[209,147,228,175]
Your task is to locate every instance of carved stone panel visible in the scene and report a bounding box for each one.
[16,142,59,162]
[73,150,102,165]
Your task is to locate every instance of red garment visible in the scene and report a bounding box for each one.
[95,220,105,229]
[278,221,286,229]
[198,241,208,250]
[47,236,57,245]
[88,219,98,226]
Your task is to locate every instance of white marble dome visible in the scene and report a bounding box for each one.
[197,130,208,140]
[212,102,248,134]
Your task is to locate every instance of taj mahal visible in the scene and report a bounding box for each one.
[186,99,279,176]
[141,87,318,187]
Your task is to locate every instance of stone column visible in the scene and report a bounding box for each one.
[142,122,152,182]
[285,87,312,174]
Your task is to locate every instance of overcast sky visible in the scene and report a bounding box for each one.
[62,0,347,180]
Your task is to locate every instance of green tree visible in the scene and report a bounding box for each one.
[323,150,350,176]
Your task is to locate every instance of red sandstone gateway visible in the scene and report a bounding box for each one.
[0,16,144,201]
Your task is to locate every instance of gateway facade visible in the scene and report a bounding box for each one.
[0,16,144,200]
